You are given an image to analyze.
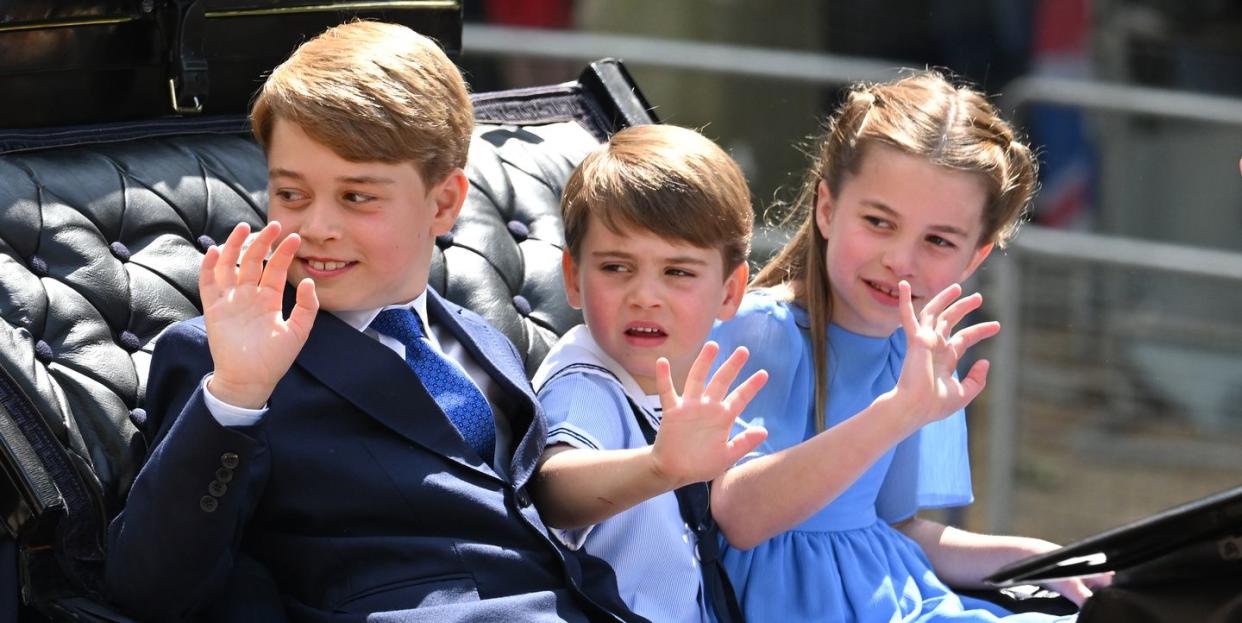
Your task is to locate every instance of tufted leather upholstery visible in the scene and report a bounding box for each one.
[0,60,654,619]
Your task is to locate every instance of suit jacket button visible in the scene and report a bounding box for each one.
[516,489,531,508]
[208,481,228,497]
[221,452,240,469]
[215,467,234,483]
[200,495,218,513]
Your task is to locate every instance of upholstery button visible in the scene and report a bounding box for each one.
[208,480,228,497]
[118,331,141,352]
[221,452,240,469]
[435,232,454,249]
[128,408,147,428]
[197,235,216,252]
[108,241,132,262]
[506,220,529,242]
[33,340,53,363]
[215,467,233,483]
[512,295,531,316]
[199,495,218,513]
[516,489,532,508]
[27,255,47,276]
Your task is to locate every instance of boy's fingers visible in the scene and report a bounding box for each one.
[215,223,251,284]
[936,292,983,337]
[286,278,319,338]
[655,357,678,407]
[199,245,221,300]
[725,426,768,465]
[261,233,301,292]
[919,282,962,323]
[682,341,719,401]
[238,222,282,285]
[704,346,748,401]
[722,369,768,416]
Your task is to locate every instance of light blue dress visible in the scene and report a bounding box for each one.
[709,291,1074,623]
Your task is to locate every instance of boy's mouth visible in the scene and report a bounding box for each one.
[623,323,667,346]
[301,257,355,277]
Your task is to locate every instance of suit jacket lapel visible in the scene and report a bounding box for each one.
[290,293,501,483]
[426,289,546,489]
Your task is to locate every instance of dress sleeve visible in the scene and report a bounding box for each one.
[876,405,974,523]
[538,373,636,452]
[710,294,816,464]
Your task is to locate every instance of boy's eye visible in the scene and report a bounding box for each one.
[274,189,307,203]
[666,267,695,278]
[926,235,956,249]
[601,263,630,273]
[342,191,375,203]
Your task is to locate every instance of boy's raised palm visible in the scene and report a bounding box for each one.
[651,342,768,488]
[893,281,999,433]
[201,222,319,409]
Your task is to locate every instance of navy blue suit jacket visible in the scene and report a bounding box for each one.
[106,288,638,622]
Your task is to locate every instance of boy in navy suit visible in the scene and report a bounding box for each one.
[106,21,642,622]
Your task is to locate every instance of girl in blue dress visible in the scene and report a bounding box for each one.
[708,71,1108,622]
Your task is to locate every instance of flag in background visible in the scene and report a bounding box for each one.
[1029,0,1095,228]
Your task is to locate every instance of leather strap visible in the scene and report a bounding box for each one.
[165,0,208,113]
[628,398,747,623]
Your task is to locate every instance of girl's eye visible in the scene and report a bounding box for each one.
[863,215,891,229]
[601,263,630,273]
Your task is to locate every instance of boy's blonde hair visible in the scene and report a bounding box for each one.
[754,70,1038,433]
[561,124,753,272]
[251,21,473,184]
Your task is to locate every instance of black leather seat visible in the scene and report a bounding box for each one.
[0,59,655,622]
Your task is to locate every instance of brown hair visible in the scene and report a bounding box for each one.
[561,124,753,272]
[251,21,473,184]
[753,70,1037,433]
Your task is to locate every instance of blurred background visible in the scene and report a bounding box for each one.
[456,0,1242,545]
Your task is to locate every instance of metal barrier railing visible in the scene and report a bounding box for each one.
[465,23,1242,127]
[983,226,1242,532]
[463,23,900,85]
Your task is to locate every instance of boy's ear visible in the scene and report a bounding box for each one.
[561,250,584,310]
[961,242,995,281]
[716,261,749,321]
[429,168,469,236]
[813,179,833,240]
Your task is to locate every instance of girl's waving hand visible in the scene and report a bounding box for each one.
[894,281,999,431]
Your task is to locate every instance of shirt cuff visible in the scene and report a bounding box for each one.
[202,373,268,426]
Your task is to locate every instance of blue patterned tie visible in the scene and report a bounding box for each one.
[370,308,496,459]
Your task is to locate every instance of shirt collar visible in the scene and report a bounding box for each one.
[331,290,432,338]
[533,325,659,405]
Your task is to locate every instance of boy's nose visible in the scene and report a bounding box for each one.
[297,204,339,243]
[625,277,663,308]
